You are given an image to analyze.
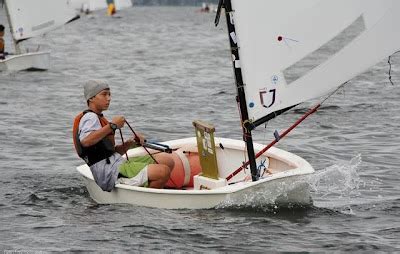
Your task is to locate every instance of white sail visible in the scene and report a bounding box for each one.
[113,0,132,11]
[5,0,78,42]
[69,0,108,12]
[230,0,400,125]
[69,0,88,11]
[88,0,108,11]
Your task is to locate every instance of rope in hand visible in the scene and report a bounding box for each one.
[119,120,183,188]
[118,129,129,161]
[119,120,159,164]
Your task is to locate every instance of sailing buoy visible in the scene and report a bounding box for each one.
[165,150,202,189]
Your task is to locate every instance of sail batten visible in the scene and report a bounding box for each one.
[230,0,400,125]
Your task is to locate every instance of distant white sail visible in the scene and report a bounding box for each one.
[113,0,132,10]
[69,0,88,11]
[88,0,108,11]
[5,0,78,42]
[69,0,108,12]
[230,0,400,125]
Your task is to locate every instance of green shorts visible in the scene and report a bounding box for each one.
[119,155,155,178]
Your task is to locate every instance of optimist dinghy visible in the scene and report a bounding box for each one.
[77,135,315,209]
[0,0,78,72]
[77,0,400,209]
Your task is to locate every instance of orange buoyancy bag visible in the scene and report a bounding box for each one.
[73,110,115,166]
[165,150,202,189]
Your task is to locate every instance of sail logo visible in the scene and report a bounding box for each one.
[259,88,276,108]
[271,75,279,85]
[17,27,24,37]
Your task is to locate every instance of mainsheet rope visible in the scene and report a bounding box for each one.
[119,120,183,188]
[119,120,159,164]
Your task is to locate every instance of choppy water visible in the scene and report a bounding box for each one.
[1,7,399,252]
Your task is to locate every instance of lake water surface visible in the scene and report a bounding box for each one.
[0,7,399,252]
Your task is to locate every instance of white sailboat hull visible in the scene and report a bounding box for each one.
[77,137,314,209]
[0,51,50,71]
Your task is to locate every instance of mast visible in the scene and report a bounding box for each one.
[222,0,258,181]
[4,0,21,54]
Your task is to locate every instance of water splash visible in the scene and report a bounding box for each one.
[216,176,313,212]
[307,154,364,211]
[214,154,364,212]
[308,154,362,197]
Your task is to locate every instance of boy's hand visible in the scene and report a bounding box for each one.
[111,116,125,128]
[124,138,137,149]
[134,132,145,145]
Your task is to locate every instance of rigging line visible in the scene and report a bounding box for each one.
[124,120,159,164]
[227,104,320,180]
[226,103,320,181]
[388,50,400,86]
[119,123,178,187]
[388,56,394,86]
[226,83,347,181]
[119,129,129,161]
[117,141,179,189]
[321,82,348,105]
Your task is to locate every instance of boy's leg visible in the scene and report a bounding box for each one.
[118,154,173,188]
[153,153,175,172]
[147,164,170,188]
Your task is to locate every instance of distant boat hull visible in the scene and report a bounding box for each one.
[0,51,50,72]
[77,137,314,209]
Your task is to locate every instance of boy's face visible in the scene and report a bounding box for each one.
[0,31,4,37]
[90,89,111,111]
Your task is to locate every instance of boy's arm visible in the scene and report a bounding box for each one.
[115,138,137,155]
[80,124,114,147]
[80,115,125,148]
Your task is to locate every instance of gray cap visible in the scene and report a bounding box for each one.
[84,79,109,100]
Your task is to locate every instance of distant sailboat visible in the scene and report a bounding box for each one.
[88,0,108,12]
[0,0,79,72]
[70,0,132,14]
[77,0,400,209]
[113,0,133,11]
[107,0,132,17]
[199,2,217,13]
[70,0,107,14]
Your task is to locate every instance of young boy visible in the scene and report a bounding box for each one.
[73,80,174,191]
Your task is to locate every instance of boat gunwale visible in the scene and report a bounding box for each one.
[0,51,51,63]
